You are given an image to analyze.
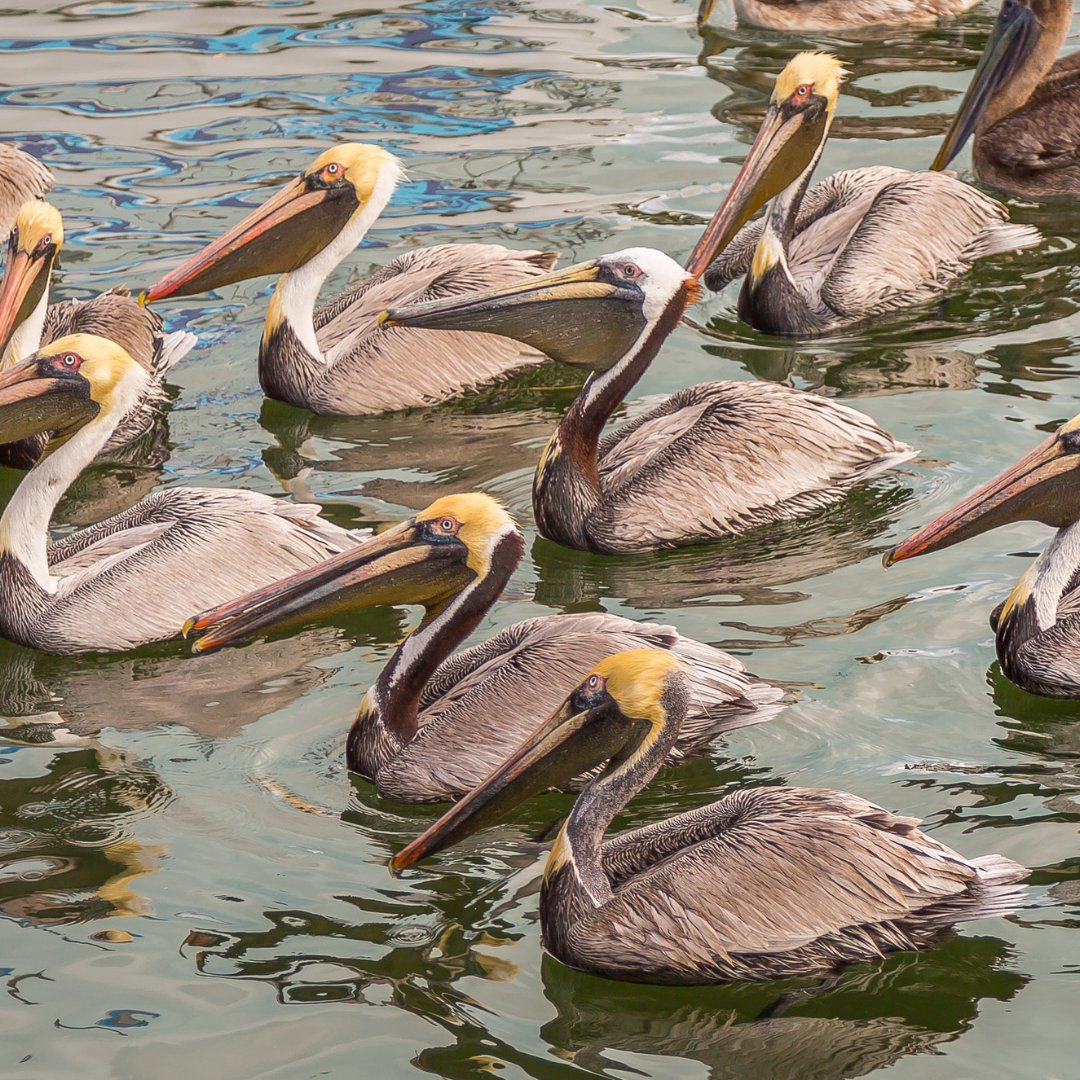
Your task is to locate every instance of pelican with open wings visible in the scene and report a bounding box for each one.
[688,53,1040,337]
[184,493,782,803]
[0,200,193,468]
[392,651,1028,984]
[143,144,557,415]
[931,0,1080,198]
[382,246,914,554]
[0,334,365,654]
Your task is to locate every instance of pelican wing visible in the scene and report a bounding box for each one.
[376,611,777,802]
[702,168,897,292]
[590,381,914,551]
[983,73,1080,175]
[296,244,558,415]
[580,787,1025,979]
[814,171,1038,320]
[0,144,53,235]
[35,488,363,653]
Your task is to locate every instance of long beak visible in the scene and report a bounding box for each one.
[381,259,644,371]
[142,176,359,301]
[0,249,51,359]
[930,2,1042,172]
[389,698,629,874]
[183,519,470,652]
[697,0,718,24]
[885,431,1080,565]
[684,101,827,280]
[0,355,96,445]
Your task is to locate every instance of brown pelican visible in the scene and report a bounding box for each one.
[382,247,915,554]
[886,411,1080,697]
[699,0,979,31]
[183,492,782,803]
[392,650,1028,984]
[142,143,557,416]
[931,0,1080,198]
[0,334,365,655]
[0,200,194,469]
[0,144,51,235]
[686,53,1041,337]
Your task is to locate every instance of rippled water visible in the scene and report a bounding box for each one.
[1,1,1079,1076]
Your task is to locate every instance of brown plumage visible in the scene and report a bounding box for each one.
[689,55,1040,337]
[144,144,557,416]
[704,0,978,31]
[932,0,1080,198]
[384,248,914,554]
[0,144,51,235]
[0,202,194,469]
[393,653,1028,985]
[184,493,782,803]
[0,336,365,655]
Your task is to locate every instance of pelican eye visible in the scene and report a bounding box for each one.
[571,672,608,711]
[619,262,641,281]
[62,353,79,368]
[35,234,53,256]
[792,83,813,104]
[424,514,463,540]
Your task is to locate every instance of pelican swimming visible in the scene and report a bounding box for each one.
[382,247,915,554]
[142,143,557,416]
[183,493,782,803]
[931,0,1080,198]
[0,144,51,236]
[0,334,365,655]
[0,200,194,469]
[886,411,1080,697]
[687,53,1040,337]
[699,0,979,31]
[392,651,1028,984]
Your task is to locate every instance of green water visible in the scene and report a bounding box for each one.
[1,1,1078,1076]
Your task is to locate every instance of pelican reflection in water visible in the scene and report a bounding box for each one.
[932,0,1080,198]
[383,247,914,554]
[184,493,782,803]
[0,200,194,468]
[0,335,365,653]
[887,410,1080,697]
[688,53,1040,336]
[393,652,1027,984]
[143,144,558,416]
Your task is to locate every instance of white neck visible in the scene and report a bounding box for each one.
[269,165,400,366]
[1,280,49,370]
[0,363,149,591]
[1025,520,1080,631]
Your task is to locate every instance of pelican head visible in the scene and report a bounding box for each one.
[0,200,63,364]
[184,492,522,652]
[143,144,404,301]
[382,247,699,371]
[685,52,846,279]
[389,650,690,874]
[0,332,144,446]
[885,411,1080,567]
[931,0,1050,172]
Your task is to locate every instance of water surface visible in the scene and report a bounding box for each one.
[1,2,1079,1077]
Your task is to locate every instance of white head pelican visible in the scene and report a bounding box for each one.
[686,53,1041,337]
[142,144,557,416]
[382,246,915,554]
[182,493,783,803]
[931,0,1079,198]
[393,651,1028,984]
[886,410,1080,697]
[0,334,366,654]
[0,200,194,468]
